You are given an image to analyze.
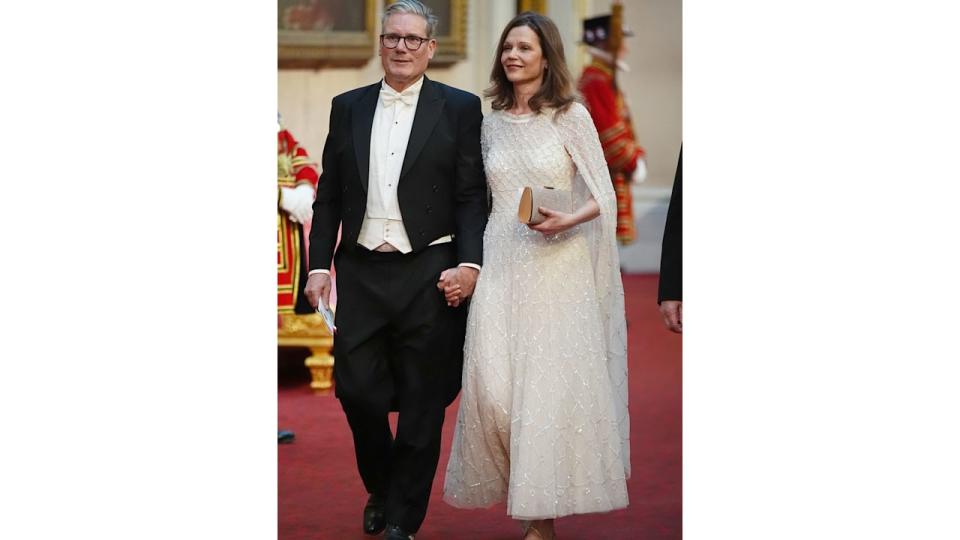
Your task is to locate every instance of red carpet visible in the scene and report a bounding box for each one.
[279,274,681,539]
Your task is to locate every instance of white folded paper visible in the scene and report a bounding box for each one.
[316,301,337,334]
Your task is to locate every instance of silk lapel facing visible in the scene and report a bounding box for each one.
[351,83,380,193]
[400,76,445,180]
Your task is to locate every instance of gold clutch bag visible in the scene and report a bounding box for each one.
[518,186,568,225]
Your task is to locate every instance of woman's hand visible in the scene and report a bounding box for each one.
[529,196,601,237]
[528,207,578,236]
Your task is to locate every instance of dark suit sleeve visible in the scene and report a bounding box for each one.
[308,98,345,271]
[453,95,488,266]
[658,148,682,303]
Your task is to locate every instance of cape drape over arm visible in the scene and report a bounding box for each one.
[552,103,631,476]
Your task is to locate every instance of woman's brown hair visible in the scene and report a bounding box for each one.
[485,11,576,114]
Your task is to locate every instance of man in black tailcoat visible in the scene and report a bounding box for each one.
[303,1,486,538]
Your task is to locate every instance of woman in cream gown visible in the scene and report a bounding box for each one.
[442,12,630,540]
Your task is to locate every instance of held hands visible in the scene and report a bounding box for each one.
[659,300,682,333]
[436,266,479,308]
[304,273,332,310]
[528,207,577,236]
[279,184,315,224]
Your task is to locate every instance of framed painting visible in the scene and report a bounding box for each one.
[384,0,467,65]
[279,0,378,68]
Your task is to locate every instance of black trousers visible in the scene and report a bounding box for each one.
[332,243,467,533]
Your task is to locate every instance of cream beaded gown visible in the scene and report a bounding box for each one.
[443,103,630,520]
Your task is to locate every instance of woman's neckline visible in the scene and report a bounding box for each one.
[498,108,543,123]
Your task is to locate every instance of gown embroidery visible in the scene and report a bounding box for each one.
[443,103,630,520]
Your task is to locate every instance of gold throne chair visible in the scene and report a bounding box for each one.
[277,212,334,394]
[278,312,334,394]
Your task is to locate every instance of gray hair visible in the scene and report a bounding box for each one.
[382,0,439,38]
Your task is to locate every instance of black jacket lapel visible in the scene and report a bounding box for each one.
[400,76,445,180]
[351,83,380,193]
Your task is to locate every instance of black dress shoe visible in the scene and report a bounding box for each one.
[384,524,415,540]
[362,493,386,535]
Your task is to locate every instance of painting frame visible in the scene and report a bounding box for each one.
[279,0,379,69]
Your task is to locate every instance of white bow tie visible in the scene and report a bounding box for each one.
[380,88,415,108]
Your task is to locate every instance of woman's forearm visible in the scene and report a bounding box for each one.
[571,196,600,226]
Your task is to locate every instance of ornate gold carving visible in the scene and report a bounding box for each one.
[278,313,330,338]
[278,312,335,394]
[305,346,335,394]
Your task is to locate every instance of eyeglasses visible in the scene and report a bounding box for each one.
[380,34,430,51]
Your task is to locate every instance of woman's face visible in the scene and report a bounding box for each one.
[501,25,546,86]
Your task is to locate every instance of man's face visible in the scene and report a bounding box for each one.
[379,13,436,90]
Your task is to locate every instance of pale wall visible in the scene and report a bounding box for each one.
[585,0,682,271]
[605,0,683,191]
[278,0,681,272]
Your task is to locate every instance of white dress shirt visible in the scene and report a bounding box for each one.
[309,76,479,277]
[356,77,424,253]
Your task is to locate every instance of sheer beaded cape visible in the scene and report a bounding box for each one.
[442,103,630,520]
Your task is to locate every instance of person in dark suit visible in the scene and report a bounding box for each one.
[303,2,487,539]
[658,148,682,333]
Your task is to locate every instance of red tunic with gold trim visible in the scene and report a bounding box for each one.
[577,59,646,244]
[278,128,319,314]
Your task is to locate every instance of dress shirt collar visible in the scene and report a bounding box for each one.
[379,76,425,107]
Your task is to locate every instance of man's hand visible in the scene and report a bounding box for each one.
[436,266,479,307]
[304,273,332,310]
[279,184,315,224]
[659,300,682,333]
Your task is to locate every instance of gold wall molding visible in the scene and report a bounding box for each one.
[518,0,548,14]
